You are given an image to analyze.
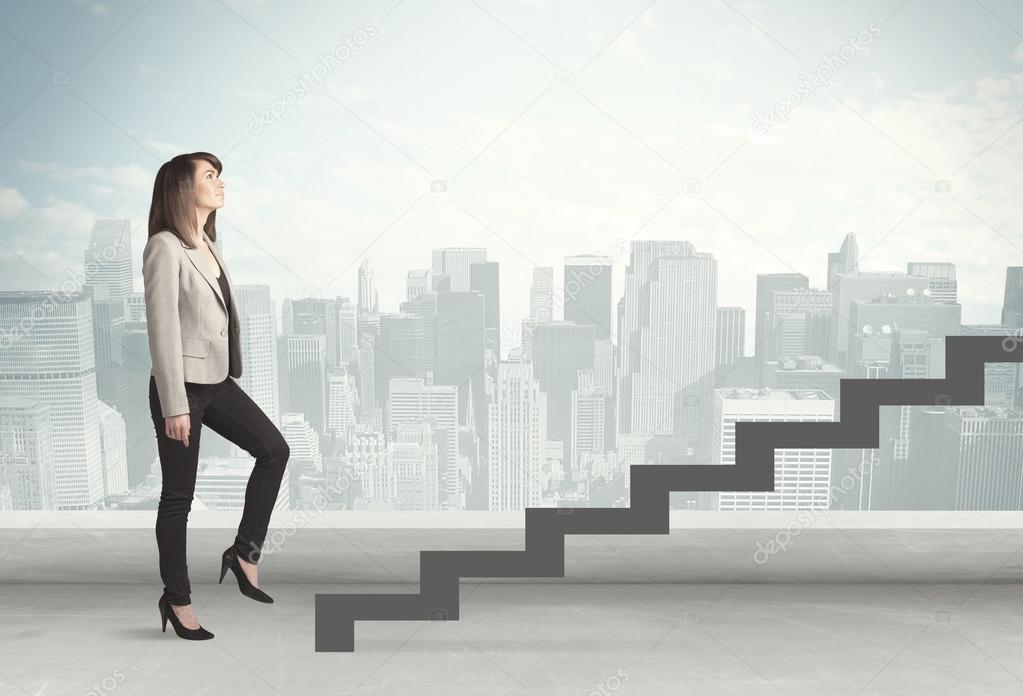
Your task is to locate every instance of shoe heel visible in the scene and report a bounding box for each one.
[219,554,229,584]
[158,593,213,640]
[221,546,274,604]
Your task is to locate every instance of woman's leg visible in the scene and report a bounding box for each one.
[150,376,209,606]
[201,377,289,565]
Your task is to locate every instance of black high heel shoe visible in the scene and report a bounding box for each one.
[219,546,274,603]
[158,594,214,640]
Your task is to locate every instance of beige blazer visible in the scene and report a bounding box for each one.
[143,229,243,418]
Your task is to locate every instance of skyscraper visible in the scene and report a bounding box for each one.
[235,285,280,426]
[529,266,554,321]
[470,261,500,358]
[488,359,546,510]
[827,232,859,290]
[621,249,716,439]
[433,291,486,431]
[830,272,929,366]
[908,262,957,305]
[279,333,327,434]
[1001,267,1023,328]
[564,254,613,340]
[715,306,745,369]
[0,291,104,509]
[357,259,378,313]
[0,398,55,510]
[527,321,595,470]
[617,240,697,435]
[388,374,459,508]
[432,247,486,292]
[754,273,809,372]
[84,219,133,301]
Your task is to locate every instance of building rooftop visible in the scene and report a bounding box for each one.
[717,388,832,401]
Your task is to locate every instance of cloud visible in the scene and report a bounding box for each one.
[70,0,110,16]
[19,160,151,195]
[1015,42,1023,63]
[0,187,29,219]
[0,196,97,289]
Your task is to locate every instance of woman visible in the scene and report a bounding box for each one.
[143,152,290,640]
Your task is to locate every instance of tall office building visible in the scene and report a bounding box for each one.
[470,261,501,358]
[326,367,358,439]
[84,219,133,300]
[622,250,717,439]
[376,312,431,428]
[407,269,432,301]
[357,259,378,313]
[433,292,486,431]
[279,334,327,434]
[715,307,745,369]
[292,296,353,370]
[830,272,929,366]
[432,247,486,292]
[906,406,1023,510]
[564,255,613,341]
[768,287,831,362]
[529,267,554,322]
[281,412,321,507]
[1001,267,1023,328]
[338,298,358,365]
[617,240,694,377]
[826,232,859,290]
[84,219,133,407]
[0,292,104,509]
[526,321,596,471]
[282,412,322,474]
[571,369,605,467]
[124,293,147,323]
[96,401,128,499]
[488,359,547,510]
[0,398,55,510]
[391,420,439,510]
[707,388,835,511]
[593,338,616,450]
[950,407,1023,510]
[754,273,809,372]
[342,432,390,505]
[908,262,957,305]
[388,375,459,507]
[235,285,280,426]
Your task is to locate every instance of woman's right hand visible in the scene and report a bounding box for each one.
[165,413,191,447]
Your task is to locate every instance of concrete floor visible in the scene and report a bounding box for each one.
[2,523,1023,695]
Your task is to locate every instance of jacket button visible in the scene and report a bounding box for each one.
[220,329,227,337]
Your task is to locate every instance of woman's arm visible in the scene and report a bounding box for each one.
[142,233,189,418]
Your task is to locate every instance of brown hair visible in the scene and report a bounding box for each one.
[147,152,222,247]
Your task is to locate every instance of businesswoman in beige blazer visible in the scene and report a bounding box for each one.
[143,152,289,640]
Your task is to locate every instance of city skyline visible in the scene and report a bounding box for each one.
[4,217,1023,515]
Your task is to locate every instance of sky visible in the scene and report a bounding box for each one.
[1,0,1022,355]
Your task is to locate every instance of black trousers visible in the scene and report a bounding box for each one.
[149,374,289,606]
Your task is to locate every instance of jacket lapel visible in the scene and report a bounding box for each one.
[205,232,234,292]
[181,231,226,312]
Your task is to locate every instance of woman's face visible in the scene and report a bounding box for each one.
[193,159,225,210]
